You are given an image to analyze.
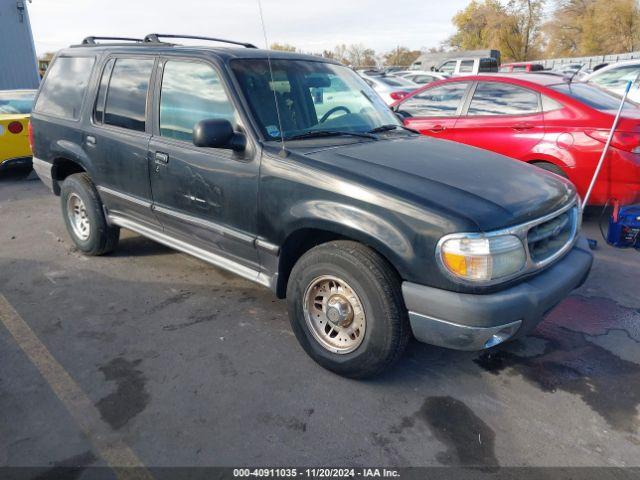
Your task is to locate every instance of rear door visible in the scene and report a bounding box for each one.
[88,55,159,228]
[449,81,545,160]
[147,57,260,268]
[396,82,471,138]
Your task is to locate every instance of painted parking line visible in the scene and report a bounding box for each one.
[0,294,154,480]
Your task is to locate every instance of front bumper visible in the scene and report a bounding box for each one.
[402,236,593,350]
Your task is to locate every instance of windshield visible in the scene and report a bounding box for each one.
[551,82,639,111]
[0,91,36,114]
[231,59,400,141]
[378,76,414,87]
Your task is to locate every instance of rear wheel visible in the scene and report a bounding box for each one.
[531,161,568,178]
[286,241,410,378]
[60,173,119,256]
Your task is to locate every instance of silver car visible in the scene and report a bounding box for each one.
[583,60,640,104]
[358,73,418,105]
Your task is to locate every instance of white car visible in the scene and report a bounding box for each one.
[583,60,640,104]
[392,70,449,85]
[358,74,418,105]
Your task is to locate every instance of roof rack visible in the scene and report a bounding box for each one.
[143,33,257,49]
[82,36,144,45]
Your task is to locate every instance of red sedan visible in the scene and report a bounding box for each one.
[391,74,640,206]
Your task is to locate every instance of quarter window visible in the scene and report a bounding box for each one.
[103,58,154,132]
[159,61,237,142]
[400,83,469,117]
[35,56,95,120]
[468,83,540,116]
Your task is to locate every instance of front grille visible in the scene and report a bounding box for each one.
[527,206,578,264]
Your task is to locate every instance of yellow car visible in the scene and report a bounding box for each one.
[0,90,37,173]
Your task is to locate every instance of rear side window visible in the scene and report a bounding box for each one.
[35,56,95,120]
[400,82,469,117]
[103,58,154,132]
[159,61,236,141]
[468,82,539,116]
[93,58,115,124]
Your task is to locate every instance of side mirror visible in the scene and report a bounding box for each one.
[193,119,246,152]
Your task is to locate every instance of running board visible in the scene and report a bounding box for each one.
[108,214,273,288]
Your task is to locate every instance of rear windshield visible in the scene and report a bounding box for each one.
[550,82,639,111]
[0,91,35,114]
[35,56,95,120]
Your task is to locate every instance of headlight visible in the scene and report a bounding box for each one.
[438,234,526,282]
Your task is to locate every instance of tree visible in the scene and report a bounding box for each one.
[447,0,546,61]
[270,42,297,52]
[346,44,377,67]
[543,0,640,57]
[383,46,422,67]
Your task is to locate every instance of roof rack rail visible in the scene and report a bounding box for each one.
[82,36,144,45]
[143,33,257,49]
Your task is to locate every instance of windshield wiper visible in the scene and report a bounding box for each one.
[367,124,419,134]
[284,130,378,141]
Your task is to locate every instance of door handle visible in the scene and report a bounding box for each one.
[155,152,169,165]
[513,123,534,131]
[429,125,446,133]
[85,135,96,146]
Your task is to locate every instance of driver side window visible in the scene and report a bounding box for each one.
[159,61,237,142]
[400,82,469,117]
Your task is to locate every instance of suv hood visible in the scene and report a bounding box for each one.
[299,136,575,231]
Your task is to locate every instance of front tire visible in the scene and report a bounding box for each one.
[286,241,410,378]
[60,173,119,256]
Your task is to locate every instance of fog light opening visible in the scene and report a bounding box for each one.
[483,322,521,349]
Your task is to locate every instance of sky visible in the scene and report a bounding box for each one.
[27,0,471,56]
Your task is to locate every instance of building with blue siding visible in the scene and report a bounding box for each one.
[0,0,39,89]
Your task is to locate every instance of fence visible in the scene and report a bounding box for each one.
[540,51,640,70]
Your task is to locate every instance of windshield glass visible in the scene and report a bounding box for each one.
[378,76,414,87]
[551,82,639,111]
[0,91,36,114]
[231,59,399,141]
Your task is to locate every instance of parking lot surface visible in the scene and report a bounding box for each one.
[1,172,639,471]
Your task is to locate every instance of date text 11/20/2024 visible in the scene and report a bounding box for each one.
[233,468,400,477]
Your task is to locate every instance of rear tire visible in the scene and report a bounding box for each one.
[60,173,119,256]
[531,161,568,178]
[286,241,410,378]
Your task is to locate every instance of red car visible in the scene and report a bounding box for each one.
[499,62,545,73]
[392,74,640,206]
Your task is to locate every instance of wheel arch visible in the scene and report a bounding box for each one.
[275,211,413,299]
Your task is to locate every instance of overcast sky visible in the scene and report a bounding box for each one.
[27,0,470,56]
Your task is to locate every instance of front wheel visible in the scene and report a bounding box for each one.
[286,241,410,378]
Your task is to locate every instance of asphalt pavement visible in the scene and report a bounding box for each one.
[1,170,639,474]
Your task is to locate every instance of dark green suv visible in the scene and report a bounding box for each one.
[31,34,592,377]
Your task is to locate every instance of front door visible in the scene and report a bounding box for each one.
[148,58,260,269]
[396,81,471,139]
[449,81,545,160]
